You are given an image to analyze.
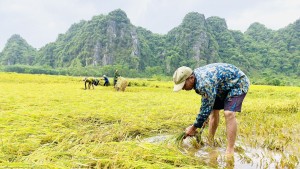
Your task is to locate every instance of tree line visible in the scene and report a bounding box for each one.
[0,9,299,86]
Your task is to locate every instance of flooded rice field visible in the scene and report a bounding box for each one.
[144,135,299,169]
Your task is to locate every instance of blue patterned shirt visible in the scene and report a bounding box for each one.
[193,63,250,128]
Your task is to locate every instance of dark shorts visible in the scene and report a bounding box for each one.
[213,93,247,112]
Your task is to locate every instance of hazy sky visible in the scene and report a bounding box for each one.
[0,0,299,51]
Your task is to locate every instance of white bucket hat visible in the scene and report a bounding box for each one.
[173,66,193,92]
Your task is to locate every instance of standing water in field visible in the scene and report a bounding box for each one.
[193,145,299,169]
[143,135,299,169]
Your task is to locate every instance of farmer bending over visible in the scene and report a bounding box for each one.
[83,77,99,90]
[173,63,250,155]
[103,75,110,86]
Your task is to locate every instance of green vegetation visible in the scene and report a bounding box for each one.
[0,34,37,66]
[0,73,299,168]
[0,9,299,86]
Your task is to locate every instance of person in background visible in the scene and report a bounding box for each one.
[114,69,120,87]
[82,77,99,90]
[103,75,110,86]
[173,63,250,155]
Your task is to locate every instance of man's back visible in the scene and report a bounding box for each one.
[194,63,250,97]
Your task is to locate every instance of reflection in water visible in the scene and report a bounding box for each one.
[192,144,299,169]
[195,146,236,169]
[225,155,235,169]
[208,148,219,168]
[143,135,299,169]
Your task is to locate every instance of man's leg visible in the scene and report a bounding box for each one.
[223,93,246,155]
[208,110,220,144]
[224,110,237,155]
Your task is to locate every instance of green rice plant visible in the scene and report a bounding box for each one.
[175,132,186,146]
[175,128,204,149]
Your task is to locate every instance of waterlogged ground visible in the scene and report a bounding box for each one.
[0,72,299,168]
[144,135,299,169]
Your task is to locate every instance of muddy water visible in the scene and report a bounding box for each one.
[143,135,299,169]
[193,146,285,169]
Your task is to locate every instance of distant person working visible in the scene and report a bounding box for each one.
[114,70,120,87]
[83,77,99,90]
[103,75,110,86]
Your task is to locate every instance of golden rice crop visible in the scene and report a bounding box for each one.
[0,72,299,168]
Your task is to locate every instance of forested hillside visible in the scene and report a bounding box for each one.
[0,34,37,66]
[0,9,299,85]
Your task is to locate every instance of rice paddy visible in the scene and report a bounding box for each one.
[0,72,299,168]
